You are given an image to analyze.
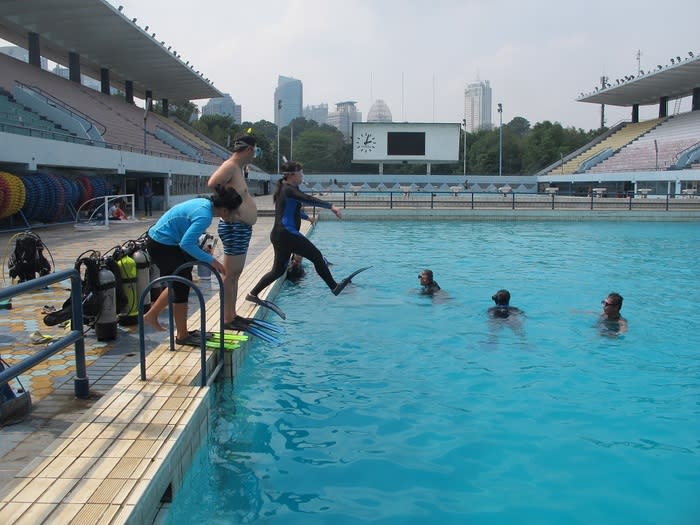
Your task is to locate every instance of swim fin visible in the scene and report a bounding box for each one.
[205,339,240,351]
[204,331,249,342]
[234,315,285,334]
[333,266,372,296]
[224,317,282,345]
[246,293,287,319]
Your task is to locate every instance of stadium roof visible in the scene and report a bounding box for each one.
[577,54,700,107]
[0,0,222,101]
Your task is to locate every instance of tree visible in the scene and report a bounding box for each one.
[166,100,199,123]
[292,128,347,172]
[193,114,235,147]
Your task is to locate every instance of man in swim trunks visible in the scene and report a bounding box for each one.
[207,131,259,326]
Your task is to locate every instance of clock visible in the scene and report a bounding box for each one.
[355,132,377,153]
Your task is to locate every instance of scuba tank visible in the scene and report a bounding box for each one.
[116,253,138,326]
[95,264,117,341]
[149,261,162,302]
[132,247,151,312]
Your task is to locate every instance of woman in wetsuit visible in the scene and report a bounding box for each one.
[247,161,347,301]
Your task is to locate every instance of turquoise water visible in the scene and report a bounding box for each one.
[166,221,700,525]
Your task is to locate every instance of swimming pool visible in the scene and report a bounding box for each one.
[165,220,700,524]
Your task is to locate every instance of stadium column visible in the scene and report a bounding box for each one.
[69,52,80,83]
[126,81,134,104]
[28,32,40,67]
[632,104,639,123]
[659,96,668,118]
[101,68,111,95]
[162,99,169,117]
[693,88,700,112]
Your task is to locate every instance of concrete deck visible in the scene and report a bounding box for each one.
[0,195,281,524]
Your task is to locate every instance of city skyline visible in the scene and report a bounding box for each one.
[8,1,699,131]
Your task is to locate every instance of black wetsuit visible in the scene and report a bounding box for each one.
[250,184,336,295]
[421,281,441,295]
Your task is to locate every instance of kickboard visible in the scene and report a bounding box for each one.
[0,298,11,310]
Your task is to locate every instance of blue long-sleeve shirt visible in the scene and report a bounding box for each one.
[147,198,215,263]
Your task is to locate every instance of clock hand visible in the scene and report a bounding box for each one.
[364,137,370,145]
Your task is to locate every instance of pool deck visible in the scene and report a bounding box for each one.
[1,197,700,524]
[0,195,282,524]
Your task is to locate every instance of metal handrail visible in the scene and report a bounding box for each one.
[311,189,700,212]
[0,269,89,398]
[137,262,225,387]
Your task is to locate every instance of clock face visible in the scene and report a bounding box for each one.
[355,132,377,153]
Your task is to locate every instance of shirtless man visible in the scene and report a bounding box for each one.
[207,132,259,327]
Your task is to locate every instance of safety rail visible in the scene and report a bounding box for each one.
[137,261,226,388]
[0,268,90,398]
[304,190,700,212]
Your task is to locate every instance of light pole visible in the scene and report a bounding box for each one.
[290,122,294,161]
[462,119,467,176]
[497,103,503,176]
[276,99,282,174]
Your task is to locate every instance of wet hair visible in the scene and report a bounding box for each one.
[273,161,304,203]
[232,132,257,152]
[281,161,303,177]
[492,289,511,306]
[211,186,243,210]
[607,292,623,308]
[422,269,434,282]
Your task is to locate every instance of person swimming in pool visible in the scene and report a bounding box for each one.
[488,289,523,319]
[598,292,628,335]
[418,269,441,295]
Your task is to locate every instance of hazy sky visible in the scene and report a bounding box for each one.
[107,1,697,130]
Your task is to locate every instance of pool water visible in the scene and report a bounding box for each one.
[166,221,700,525]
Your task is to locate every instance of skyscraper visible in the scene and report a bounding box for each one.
[274,75,303,128]
[463,80,492,133]
[326,101,362,141]
[202,94,242,123]
[303,103,328,125]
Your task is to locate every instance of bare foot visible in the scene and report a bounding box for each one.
[143,313,166,332]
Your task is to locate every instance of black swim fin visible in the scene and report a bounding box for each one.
[333,266,372,296]
[246,293,287,319]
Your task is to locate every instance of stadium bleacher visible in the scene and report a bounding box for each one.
[0,52,224,163]
[589,111,700,172]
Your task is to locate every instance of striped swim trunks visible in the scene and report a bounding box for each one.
[218,220,253,256]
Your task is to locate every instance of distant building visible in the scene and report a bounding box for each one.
[0,45,48,69]
[274,75,303,128]
[464,80,492,133]
[327,101,362,140]
[367,99,393,122]
[201,94,242,123]
[303,103,328,125]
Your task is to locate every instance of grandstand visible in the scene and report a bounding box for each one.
[539,52,700,196]
[0,0,244,230]
[1,1,699,230]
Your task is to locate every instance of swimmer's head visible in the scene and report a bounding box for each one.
[492,289,510,306]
